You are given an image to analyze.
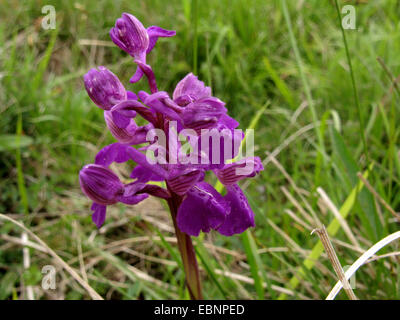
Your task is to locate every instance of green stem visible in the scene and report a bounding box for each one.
[167,193,203,300]
[191,0,198,75]
[334,0,369,166]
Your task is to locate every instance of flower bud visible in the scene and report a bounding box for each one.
[173,73,211,106]
[84,66,126,110]
[79,164,124,205]
[110,13,149,59]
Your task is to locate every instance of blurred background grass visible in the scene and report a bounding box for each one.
[1,0,400,299]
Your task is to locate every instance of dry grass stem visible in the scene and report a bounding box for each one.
[317,187,362,250]
[0,213,103,300]
[312,226,358,300]
[326,231,400,300]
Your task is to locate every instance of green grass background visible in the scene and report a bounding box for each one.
[1,0,400,299]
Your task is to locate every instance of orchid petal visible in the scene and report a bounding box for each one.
[79,164,124,205]
[111,100,157,125]
[111,110,131,128]
[167,169,204,196]
[138,90,150,102]
[118,193,149,205]
[147,26,176,54]
[173,73,211,104]
[95,142,131,166]
[104,112,143,145]
[219,114,240,130]
[193,126,243,168]
[217,184,255,236]
[126,91,138,100]
[130,165,165,183]
[130,66,144,83]
[139,184,170,199]
[181,97,227,131]
[91,203,107,228]
[144,92,181,120]
[215,157,263,186]
[177,182,229,236]
[126,146,169,180]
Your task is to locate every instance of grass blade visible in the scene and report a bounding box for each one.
[240,230,267,299]
[263,56,296,109]
[334,0,369,165]
[330,127,382,240]
[194,243,229,299]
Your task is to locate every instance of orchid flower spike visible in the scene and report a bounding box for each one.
[80,13,268,301]
[81,13,264,238]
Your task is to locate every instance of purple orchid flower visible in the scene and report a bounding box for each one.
[80,13,264,300]
[84,66,127,110]
[110,13,176,91]
[79,164,149,227]
[177,157,264,236]
[173,73,212,106]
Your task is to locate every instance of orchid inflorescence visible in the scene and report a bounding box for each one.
[80,12,264,237]
[79,13,263,299]
[79,12,263,299]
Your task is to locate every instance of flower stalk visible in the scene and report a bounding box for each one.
[167,191,203,300]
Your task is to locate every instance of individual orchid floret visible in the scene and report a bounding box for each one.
[84,66,127,110]
[176,180,258,237]
[79,164,149,205]
[177,182,230,236]
[136,78,233,133]
[180,97,228,131]
[79,162,172,227]
[173,73,212,106]
[172,74,239,132]
[79,164,149,228]
[175,157,263,236]
[79,164,125,206]
[216,184,255,236]
[110,13,176,90]
[110,13,149,61]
